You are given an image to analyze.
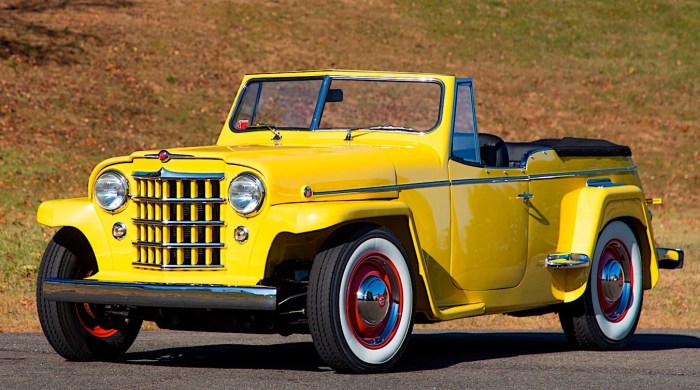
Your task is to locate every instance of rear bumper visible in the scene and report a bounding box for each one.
[42,278,277,311]
[656,247,685,270]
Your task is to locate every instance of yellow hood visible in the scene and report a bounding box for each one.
[128,142,441,204]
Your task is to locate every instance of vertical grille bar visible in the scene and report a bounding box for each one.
[205,181,213,265]
[154,180,162,265]
[190,180,197,265]
[176,180,184,266]
[162,180,170,266]
[147,179,155,264]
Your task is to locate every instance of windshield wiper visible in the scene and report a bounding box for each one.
[246,123,282,141]
[345,125,415,141]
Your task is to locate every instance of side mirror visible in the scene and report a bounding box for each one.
[326,88,344,103]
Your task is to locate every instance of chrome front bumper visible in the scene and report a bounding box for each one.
[42,278,277,311]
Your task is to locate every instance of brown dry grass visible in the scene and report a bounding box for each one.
[0,0,697,332]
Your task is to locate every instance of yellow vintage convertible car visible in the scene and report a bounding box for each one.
[36,70,683,373]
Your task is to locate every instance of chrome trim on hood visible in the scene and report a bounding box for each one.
[133,168,224,181]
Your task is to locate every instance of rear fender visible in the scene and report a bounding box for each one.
[553,185,657,302]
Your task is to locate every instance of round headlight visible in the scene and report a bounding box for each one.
[94,171,129,212]
[228,173,265,215]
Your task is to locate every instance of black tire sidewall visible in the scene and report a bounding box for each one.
[584,221,643,347]
[559,220,643,350]
[36,234,141,361]
[309,226,415,372]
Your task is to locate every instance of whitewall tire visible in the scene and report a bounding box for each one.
[559,221,643,349]
[308,226,414,373]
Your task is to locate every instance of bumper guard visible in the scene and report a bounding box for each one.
[656,247,684,270]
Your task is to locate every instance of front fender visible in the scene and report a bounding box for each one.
[247,200,431,298]
[37,198,113,269]
[250,200,414,271]
[263,200,412,233]
[553,185,658,302]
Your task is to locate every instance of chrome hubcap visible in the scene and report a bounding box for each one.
[346,250,403,348]
[356,275,390,326]
[597,240,633,322]
[600,260,624,303]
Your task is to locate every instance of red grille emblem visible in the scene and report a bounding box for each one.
[158,150,171,163]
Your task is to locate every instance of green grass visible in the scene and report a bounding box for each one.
[0,0,697,331]
[400,0,700,119]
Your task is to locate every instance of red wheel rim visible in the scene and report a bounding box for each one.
[596,239,634,323]
[75,303,119,338]
[75,269,118,338]
[345,251,403,349]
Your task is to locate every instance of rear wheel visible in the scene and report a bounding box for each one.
[36,230,142,361]
[559,221,643,349]
[307,226,414,373]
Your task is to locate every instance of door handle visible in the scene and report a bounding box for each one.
[516,192,534,201]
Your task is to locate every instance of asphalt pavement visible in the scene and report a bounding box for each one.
[1,329,698,389]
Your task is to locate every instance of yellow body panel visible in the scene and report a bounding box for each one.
[37,198,113,266]
[448,163,529,291]
[36,70,669,323]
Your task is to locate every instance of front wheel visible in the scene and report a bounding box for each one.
[36,230,142,361]
[559,221,643,349]
[307,226,414,373]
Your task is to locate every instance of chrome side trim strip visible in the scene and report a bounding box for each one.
[133,168,225,181]
[42,278,276,310]
[546,253,590,268]
[312,180,450,196]
[313,176,530,196]
[312,167,637,197]
[133,241,224,249]
[131,196,226,204]
[451,176,529,186]
[132,219,225,227]
[530,166,637,181]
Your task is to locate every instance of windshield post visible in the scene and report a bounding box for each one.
[310,76,331,130]
[251,82,263,125]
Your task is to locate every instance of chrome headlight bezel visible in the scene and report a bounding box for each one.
[94,171,129,212]
[228,173,265,216]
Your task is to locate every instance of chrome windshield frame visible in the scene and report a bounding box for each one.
[228,75,446,135]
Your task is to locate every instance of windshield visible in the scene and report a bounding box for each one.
[229,77,443,133]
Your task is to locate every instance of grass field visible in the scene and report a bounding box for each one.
[0,0,697,332]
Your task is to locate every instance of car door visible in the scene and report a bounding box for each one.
[448,80,529,291]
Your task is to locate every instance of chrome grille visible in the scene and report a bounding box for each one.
[132,168,226,269]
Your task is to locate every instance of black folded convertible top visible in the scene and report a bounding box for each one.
[531,137,632,157]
